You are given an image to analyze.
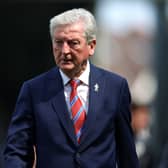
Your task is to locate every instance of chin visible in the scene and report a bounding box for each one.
[60,64,74,72]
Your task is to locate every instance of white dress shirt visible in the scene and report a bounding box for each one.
[59,61,90,119]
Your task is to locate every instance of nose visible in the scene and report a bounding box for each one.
[61,41,70,54]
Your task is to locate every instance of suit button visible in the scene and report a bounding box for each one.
[75,152,81,166]
[76,152,80,159]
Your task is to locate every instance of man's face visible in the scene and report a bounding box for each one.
[52,22,96,78]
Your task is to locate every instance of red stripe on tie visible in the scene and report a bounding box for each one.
[70,79,86,143]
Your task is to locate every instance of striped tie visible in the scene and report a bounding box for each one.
[70,79,86,143]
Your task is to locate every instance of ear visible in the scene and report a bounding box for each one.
[88,39,96,56]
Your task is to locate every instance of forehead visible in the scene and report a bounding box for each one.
[53,22,85,38]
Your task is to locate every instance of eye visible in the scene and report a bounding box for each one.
[68,40,80,48]
[54,39,63,46]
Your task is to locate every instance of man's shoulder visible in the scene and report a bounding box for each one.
[91,64,126,83]
[25,66,59,85]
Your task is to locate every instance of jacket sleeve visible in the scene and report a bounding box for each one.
[115,79,140,168]
[3,82,35,168]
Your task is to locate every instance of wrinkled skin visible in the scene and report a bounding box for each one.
[52,22,96,78]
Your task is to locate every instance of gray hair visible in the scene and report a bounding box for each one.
[49,8,97,43]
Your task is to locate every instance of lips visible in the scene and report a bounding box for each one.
[62,59,73,64]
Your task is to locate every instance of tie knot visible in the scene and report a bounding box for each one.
[70,79,80,89]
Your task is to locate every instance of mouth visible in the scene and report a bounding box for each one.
[61,59,73,64]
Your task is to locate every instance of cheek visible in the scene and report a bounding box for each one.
[82,48,90,58]
[53,47,60,56]
[53,50,61,63]
[53,45,58,53]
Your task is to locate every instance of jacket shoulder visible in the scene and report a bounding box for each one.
[92,65,126,83]
[25,67,59,85]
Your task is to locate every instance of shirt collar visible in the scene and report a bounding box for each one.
[59,60,90,86]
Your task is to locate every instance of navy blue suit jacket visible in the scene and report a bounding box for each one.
[4,64,139,168]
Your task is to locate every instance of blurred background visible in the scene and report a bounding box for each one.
[0,0,168,167]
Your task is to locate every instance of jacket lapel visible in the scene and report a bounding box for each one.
[49,68,77,146]
[79,65,106,151]
[51,91,77,146]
